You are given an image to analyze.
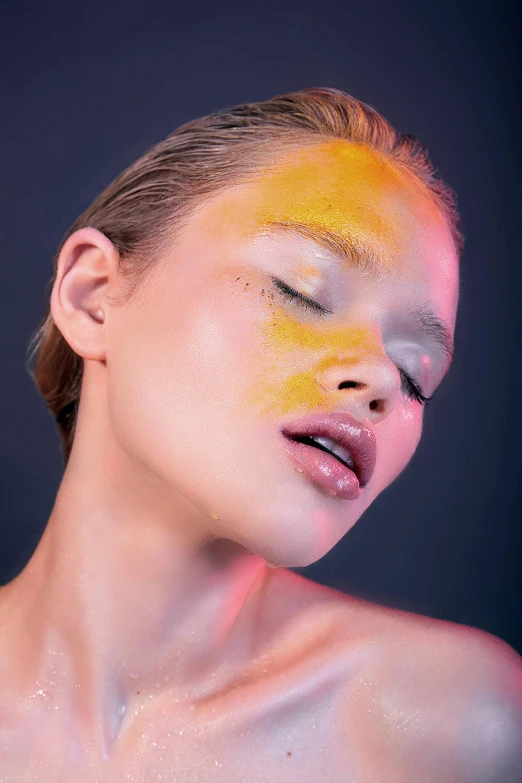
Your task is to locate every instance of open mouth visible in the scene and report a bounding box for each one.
[281,433,361,500]
[279,412,376,499]
[288,434,355,472]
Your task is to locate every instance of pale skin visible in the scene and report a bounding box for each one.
[0,140,521,782]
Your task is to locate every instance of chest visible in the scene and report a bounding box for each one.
[0,665,455,783]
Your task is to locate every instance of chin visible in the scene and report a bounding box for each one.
[233,498,359,570]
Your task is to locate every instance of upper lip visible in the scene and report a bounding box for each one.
[280,412,376,489]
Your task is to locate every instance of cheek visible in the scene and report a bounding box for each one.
[246,365,328,418]
[104,274,264,480]
[374,403,424,490]
[244,307,381,418]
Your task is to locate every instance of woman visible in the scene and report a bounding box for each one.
[0,88,520,782]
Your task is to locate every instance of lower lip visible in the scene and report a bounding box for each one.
[281,435,361,500]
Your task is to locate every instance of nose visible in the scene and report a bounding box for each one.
[315,352,402,425]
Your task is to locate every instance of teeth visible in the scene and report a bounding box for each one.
[310,436,354,468]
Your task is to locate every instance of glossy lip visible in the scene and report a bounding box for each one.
[280,412,376,490]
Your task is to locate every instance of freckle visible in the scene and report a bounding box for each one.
[236,276,240,281]
[286,751,292,757]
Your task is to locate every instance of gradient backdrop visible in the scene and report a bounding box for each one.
[1,0,520,655]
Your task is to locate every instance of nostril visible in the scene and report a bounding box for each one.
[338,380,358,390]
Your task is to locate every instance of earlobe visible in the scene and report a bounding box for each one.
[50,226,119,362]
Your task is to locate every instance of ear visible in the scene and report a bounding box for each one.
[50,226,120,361]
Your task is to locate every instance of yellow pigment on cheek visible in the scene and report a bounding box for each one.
[251,370,328,416]
[245,303,382,416]
[266,306,376,352]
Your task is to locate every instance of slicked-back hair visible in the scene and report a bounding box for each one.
[26,87,462,466]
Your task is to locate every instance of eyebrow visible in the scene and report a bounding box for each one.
[265,219,388,275]
[263,219,455,369]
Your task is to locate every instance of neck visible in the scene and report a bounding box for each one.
[1,390,270,756]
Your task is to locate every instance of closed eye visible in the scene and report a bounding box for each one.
[271,277,331,317]
[399,368,432,406]
[271,276,432,406]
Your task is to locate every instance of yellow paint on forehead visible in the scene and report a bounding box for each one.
[206,139,432,262]
[251,141,394,232]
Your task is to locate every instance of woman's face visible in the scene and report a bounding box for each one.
[106,140,459,567]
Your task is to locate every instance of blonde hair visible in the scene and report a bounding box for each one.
[26,87,463,466]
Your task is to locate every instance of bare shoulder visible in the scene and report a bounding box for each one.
[268,571,522,782]
[335,591,522,783]
[407,619,522,783]
[271,566,522,683]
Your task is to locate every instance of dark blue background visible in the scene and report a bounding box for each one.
[1,0,520,654]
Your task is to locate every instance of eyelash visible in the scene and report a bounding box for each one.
[271,277,432,407]
[271,277,331,317]
[398,369,432,406]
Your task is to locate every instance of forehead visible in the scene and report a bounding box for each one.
[183,139,459,322]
